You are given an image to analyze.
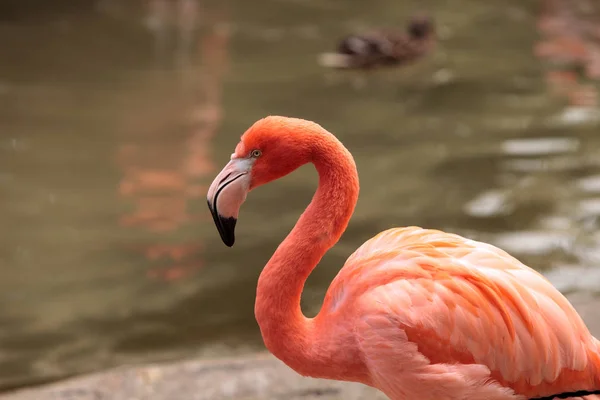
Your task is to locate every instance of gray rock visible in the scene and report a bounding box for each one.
[0,354,385,400]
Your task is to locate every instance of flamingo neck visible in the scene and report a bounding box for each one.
[254,133,359,375]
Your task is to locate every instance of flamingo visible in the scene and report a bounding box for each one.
[206,116,600,400]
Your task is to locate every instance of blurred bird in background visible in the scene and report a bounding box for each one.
[318,14,436,89]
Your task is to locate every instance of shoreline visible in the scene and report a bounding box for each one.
[0,353,385,400]
[2,292,598,400]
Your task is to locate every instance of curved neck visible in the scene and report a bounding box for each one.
[254,134,359,374]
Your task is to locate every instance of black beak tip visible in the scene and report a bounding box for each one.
[218,216,237,247]
[207,199,237,247]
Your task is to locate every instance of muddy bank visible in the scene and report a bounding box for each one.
[1,293,598,400]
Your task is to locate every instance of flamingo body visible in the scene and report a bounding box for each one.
[321,227,600,399]
[206,116,600,400]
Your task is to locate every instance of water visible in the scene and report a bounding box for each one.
[1,0,600,392]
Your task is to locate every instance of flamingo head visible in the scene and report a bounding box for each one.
[207,116,317,246]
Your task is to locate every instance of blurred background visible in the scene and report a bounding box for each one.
[1,0,600,393]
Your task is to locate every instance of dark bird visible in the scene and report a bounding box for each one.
[318,15,436,70]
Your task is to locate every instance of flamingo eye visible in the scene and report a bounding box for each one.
[250,149,262,158]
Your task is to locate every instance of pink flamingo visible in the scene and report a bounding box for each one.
[206,116,600,400]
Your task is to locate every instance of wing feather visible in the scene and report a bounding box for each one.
[330,227,599,397]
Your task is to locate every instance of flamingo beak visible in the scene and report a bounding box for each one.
[206,157,252,247]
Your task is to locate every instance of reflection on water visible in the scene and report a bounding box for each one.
[535,0,600,106]
[116,3,230,281]
[1,0,600,392]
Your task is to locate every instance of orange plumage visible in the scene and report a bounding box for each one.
[207,116,600,400]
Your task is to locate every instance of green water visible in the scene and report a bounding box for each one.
[1,0,599,391]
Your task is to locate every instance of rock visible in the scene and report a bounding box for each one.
[0,354,385,400]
